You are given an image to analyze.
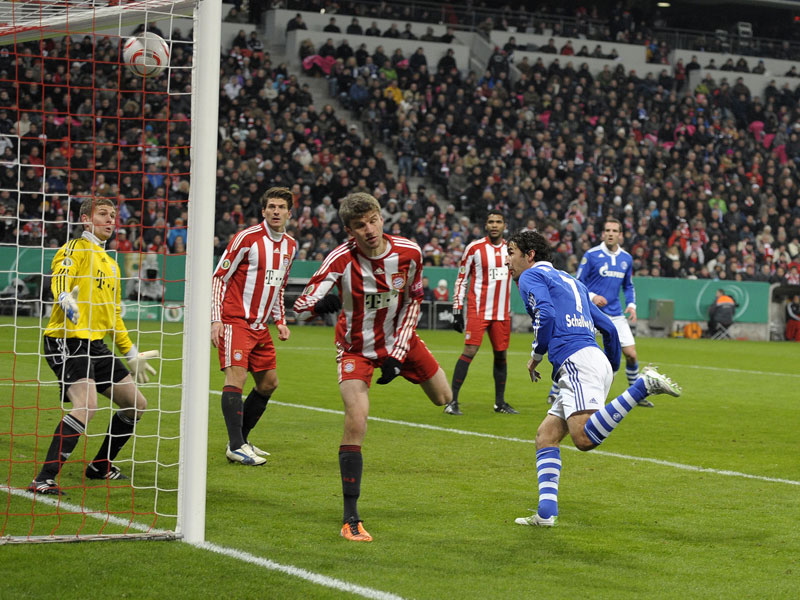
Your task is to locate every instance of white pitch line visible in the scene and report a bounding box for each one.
[3,487,406,600]
[195,542,406,600]
[270,400,800,487]
[277,347,800,378]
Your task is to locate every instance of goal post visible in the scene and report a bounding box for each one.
[0,0,220,544]
[178,0,220,545]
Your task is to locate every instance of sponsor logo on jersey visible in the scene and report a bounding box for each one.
[374,267,385,275]
[391,272,406,290]
[566,313,594,329]
[343,359,356,373]
[598,263,625,278]
[233,350,243,361]
[263,269,284,286]
[364,291,399,310]
[488,266,508,281]
[221,259,231,270]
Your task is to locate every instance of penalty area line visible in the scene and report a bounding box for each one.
[269,400,800,487]
[4,487,406,600]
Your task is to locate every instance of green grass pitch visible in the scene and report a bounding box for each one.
[1,317,798,599]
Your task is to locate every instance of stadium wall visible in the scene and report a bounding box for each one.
[2,251,770,337]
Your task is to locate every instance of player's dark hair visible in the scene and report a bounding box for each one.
[486,209,505,222]
[339,192,380,228]
[508,230,551,262]
[79,197,115,221]
[604,216,622,230]
[261,186,293,211]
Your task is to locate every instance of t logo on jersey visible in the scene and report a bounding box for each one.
[263,269,284,286]
[488,266,508,281]
[391,272,406,290]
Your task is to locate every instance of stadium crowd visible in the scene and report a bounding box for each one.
[0,1,800,288]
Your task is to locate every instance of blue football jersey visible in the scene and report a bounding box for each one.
[576,243,635,317]
[518,261,620,376]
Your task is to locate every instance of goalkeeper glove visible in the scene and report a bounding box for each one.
[313,294,342,315]
[58,286,80,324]
[452,308,464,333]
[127,350,159,384]
[376,357,403,385]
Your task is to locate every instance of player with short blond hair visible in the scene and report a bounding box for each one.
[30,198,159,495]
[293,192,451,542]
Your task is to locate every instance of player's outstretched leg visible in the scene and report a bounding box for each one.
[627,359,654,408]
[515,446,560,527]
[584,366,681,446]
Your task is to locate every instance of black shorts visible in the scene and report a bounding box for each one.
[43,336,130,401]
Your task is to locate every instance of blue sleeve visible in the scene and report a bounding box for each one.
[622,256,635,307]
[576,253,589,284]
[519,269,555,358]
[590,302,621,372]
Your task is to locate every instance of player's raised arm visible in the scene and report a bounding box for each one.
[292,248,344,321]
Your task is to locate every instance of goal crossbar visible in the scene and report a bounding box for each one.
[0,0,196,44]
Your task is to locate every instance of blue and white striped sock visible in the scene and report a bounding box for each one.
[584,379,647,446]
[548,382,558,399]
[625,361,639,385]
[536,447,561,519]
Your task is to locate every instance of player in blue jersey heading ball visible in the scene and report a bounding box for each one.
[506,230,682,527]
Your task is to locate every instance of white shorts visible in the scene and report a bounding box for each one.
[610,314,635,348]
[547,346,613,421]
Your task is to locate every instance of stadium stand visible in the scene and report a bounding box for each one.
[2,0,800,289]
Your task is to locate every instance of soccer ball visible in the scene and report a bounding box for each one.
[123,32,170,78]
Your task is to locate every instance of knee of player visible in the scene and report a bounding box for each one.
[573,434,597,452]
[259,378,278,396]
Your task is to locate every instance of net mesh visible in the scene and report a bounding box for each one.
[0,0,195,542]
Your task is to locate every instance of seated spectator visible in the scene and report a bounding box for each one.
[347,18,363,35]
[286,13,306,34]
[433,279,450,302]
[323,17,341,33]
[786,294,800,341]
[708,289,737,337]
[127,253,164,302]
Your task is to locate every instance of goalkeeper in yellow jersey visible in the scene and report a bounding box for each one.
[29,198,159,496]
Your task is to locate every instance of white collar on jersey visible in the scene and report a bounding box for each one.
[533,260,553,268]
[81,230,105,247]
[600,241,623,256]
[485,236,505,248]
[263,222,285,242]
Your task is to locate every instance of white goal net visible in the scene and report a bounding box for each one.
[0,0,217,544]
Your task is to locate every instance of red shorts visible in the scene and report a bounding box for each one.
[464,311,510,351]
[337,333,440,386]
[217,320,276,372]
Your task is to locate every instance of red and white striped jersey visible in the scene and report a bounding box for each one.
[212,222,297,330]
[293,234,424,361]
[452,236,511,321]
